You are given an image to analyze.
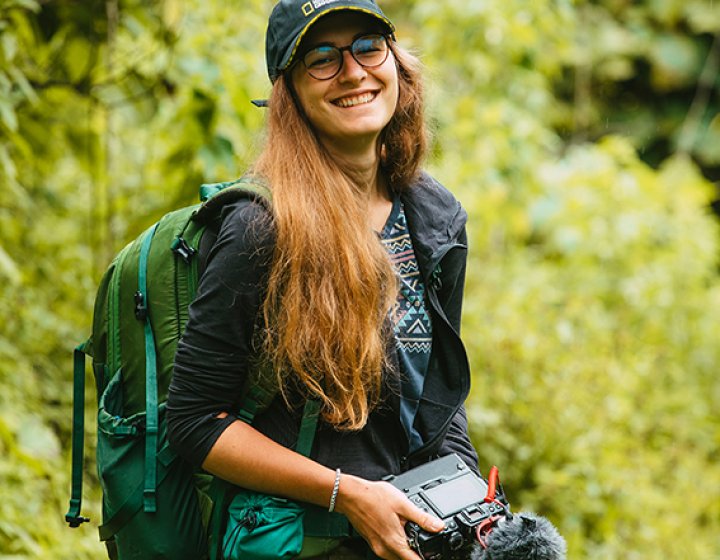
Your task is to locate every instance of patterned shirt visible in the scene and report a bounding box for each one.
[380,197,432,451]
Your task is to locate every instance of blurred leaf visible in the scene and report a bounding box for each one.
[16,415,61,461]
[649,32,704,90]
[61,36,93,84]
[0,97,18,131]
[0,245,21,283]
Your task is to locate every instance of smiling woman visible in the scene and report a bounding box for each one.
[290,16,399,154]
[166,1,479,559]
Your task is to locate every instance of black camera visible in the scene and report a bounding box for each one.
[385,454,510,560]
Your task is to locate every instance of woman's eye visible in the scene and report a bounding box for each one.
[305,48,337,68]
[308,57,333,68]
[354,36,384,56]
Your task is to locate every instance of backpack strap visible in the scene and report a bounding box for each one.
[296,399,321,457]
[294,400,353,540]
[65,343,91,528]
[235,372,277,424]
[135,223,160,513]
[173,176,272,304]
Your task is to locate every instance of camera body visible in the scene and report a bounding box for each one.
[385,454,509,560]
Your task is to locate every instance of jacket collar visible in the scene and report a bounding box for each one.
[399,171,467,275]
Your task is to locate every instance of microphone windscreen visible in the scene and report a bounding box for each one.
[481,512,567,560]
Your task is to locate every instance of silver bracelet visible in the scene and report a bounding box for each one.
[328,468,341,512]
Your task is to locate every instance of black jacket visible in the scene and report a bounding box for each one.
[167,172,478,479]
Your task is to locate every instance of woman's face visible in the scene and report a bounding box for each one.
[290,12,399,154]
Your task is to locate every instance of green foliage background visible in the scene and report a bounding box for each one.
[1,0,718,558]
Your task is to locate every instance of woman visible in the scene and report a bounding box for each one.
[167,1,478,558]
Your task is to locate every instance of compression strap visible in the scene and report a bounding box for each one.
[65,344,91,528]
[137,223,160,513]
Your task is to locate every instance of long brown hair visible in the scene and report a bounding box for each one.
[252,44,427,430]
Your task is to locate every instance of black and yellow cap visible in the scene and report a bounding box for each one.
[265,0,395,83]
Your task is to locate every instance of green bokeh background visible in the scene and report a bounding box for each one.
[1,0,719,558]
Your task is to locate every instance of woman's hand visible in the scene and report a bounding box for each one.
[335,474,445,560]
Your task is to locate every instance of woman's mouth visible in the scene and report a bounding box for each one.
[332,92,377,108]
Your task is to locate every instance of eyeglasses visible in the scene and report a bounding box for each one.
[299,34,390,81]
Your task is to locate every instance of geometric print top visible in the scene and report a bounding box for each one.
[380,197,433,451]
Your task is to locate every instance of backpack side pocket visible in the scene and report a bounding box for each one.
[97,369,208,560]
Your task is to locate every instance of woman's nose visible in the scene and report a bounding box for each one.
[337,50,367,83]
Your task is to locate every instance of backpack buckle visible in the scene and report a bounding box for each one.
[134,291,148,322]
[65,513,90,528]
[65,500,90,528]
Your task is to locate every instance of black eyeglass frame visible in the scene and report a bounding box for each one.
[297,33,393,81]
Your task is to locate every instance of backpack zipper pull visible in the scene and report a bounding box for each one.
[171,236,197,265]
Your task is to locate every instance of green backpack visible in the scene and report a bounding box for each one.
[64,178,345,559]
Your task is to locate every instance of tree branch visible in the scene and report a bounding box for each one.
[677,31,720,155]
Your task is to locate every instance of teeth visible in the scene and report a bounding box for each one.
[334,93,375,108]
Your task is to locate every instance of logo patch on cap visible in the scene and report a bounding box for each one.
[303,0,340,12]
[304,0,344,14]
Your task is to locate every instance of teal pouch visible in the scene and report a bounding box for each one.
[222,490,305,560]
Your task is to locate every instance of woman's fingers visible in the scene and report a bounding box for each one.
[392,497,445,560]
[398,499,445,534]
[335,475,444,560]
